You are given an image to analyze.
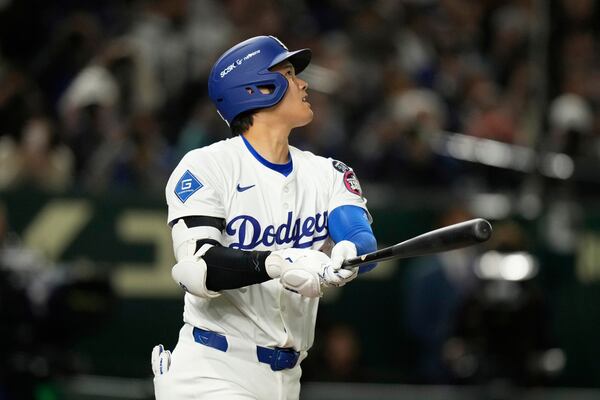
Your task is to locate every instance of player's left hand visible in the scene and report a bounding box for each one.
[321,240,359,287]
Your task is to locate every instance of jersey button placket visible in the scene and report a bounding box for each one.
[281,174,296,220]
[282,185,291,211]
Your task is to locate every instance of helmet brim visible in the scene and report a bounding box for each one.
[269,48,312,74]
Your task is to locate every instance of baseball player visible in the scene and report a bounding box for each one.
[152,35,377,400]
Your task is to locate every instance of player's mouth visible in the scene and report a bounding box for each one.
[302,95,310,106]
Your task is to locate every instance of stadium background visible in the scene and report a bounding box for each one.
[1,0,599,399]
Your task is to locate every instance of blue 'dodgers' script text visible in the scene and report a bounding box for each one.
[226,211,328,249]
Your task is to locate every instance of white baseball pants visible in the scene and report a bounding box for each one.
[154,324,304,400]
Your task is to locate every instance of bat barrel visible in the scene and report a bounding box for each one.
[341,218,493,269]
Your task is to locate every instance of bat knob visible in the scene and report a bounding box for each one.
[473,219,493,242]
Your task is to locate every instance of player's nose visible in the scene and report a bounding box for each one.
[297,77,308,91]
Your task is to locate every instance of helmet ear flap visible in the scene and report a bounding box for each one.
[258,71,289,103]
[221,72,289,120]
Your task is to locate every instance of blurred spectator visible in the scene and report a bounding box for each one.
[0,117,73,191]
[223,0,283,38]
[404,206,479,383]
[126,0,234,139]
[463,74,519,144]
[489,1,530,87]
[303,323,371,383]
[0,65,44,140]
[128,0,209,104]
[352,83,458,186]
[59,63,122,178]
[548,93,595,158]
[32,11,104,107]
[175,99,229,158]
[83,112,172,193]
[322,324,366,382]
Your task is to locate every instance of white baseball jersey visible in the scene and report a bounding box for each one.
[165,135,369,352]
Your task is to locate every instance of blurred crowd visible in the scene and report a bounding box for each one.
[0,0,599,195]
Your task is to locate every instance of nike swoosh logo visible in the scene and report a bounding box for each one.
[236,184,256,192]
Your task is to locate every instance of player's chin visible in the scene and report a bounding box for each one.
[291,108,314,128]
[289,105,314,128]
[299,109,314,126]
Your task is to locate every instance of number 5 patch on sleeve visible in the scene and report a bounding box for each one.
[175,170,203,202]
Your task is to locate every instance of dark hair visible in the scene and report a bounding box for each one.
[230,110,256,136]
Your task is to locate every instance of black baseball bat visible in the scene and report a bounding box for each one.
[341,218,492,269]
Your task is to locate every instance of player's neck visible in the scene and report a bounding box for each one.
[243,123,290,164]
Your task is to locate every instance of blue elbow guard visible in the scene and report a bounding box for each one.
[329,205,378,273]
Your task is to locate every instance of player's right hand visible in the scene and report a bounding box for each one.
[265,248,332,298]
[323,240,359,287]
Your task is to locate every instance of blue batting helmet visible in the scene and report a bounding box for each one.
[208,36,311,125]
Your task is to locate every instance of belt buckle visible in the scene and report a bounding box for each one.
[271,348,299,371]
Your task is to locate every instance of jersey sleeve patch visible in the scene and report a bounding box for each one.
[343,170,363,196]
[332,160,350,173]
[175,170,204,202]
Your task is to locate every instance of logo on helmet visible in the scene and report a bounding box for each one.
[219,50,262,78]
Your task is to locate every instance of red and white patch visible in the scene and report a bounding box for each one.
[343,170,363,196]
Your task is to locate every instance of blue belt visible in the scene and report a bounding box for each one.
[256,345,300,371]
[192,327,300,371]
